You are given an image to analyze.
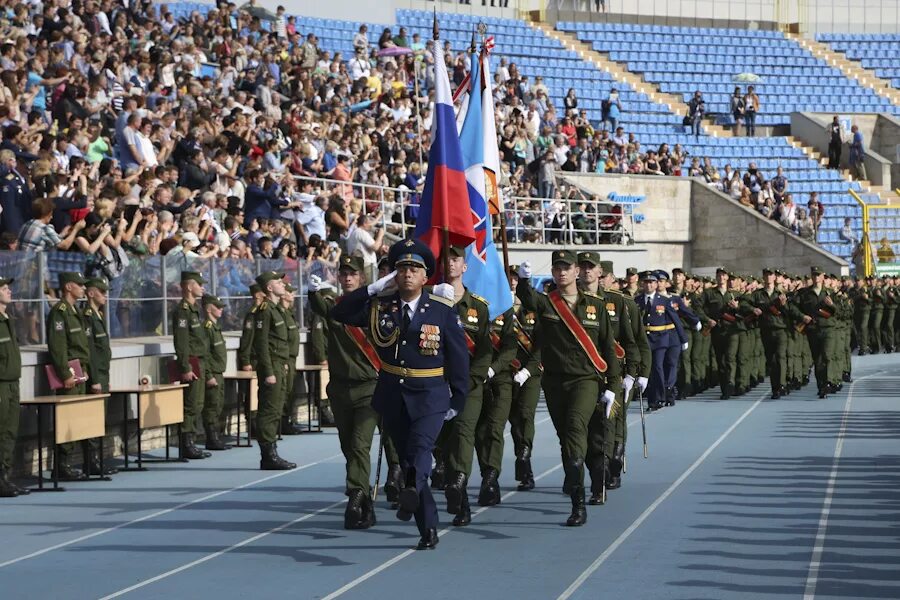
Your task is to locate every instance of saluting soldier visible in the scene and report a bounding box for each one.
[506,265,543,492]
[171,271,211,460]
[309,255,400,529]
[516,251,621,527]
[253,271,297,470]
[201,294,229,451]
[237,284,265,371]
[47,272,92,480]
[439,245,492,527]
[330,239,469,550]
[82,277,117,475]
[795,267,837,399]
[280,283,304,435]
[0,276,27,497]
[578,252,638,504]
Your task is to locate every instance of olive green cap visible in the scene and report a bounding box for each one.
[0,277,12,286]
[577,251,600,267]
[447,245,467,259]
[85,277,109,291]
[339,255,365,273]
[625,267,638,277]
[255,270,285,288]
[249,283,262,295]
[284,283,297,293]
[599,260,614,275]
[551,249,577,266]
[202,294,224,308]
[59,272,87,287]
[181,271,206,284]
[810,266,824,276]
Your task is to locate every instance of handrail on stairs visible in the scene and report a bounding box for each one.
[848,188,871,276]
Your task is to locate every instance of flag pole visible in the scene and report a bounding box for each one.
[434,10,451,283]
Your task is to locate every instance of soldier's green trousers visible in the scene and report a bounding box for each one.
[282,361,298,421]
[183,376,205,434]
[203,373,225,432]
[586,385,625,491]
[679,330,693,389]
[870,309,883,352]
[712,330,739,389]
[443,382,484,477]
[542,375,599,487]
[884,309,896,350]
[693,331,711,386]
[509,374,541,459]
[329,379,381,492]
[853,309,870,352]
[736,330,752,390]
[761,328,788,392]
[476,376,514,475]
[0,381,19,471]
[807,328,837,391]
[257,361,289,443]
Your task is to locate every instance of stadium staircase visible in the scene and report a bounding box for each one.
[813,33,900,102]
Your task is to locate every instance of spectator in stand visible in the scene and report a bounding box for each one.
[644,151,663,175]
[688,90,705,139]
[17,198,85,252]
[778,193,798,231]
[826,115,845,170]
[770,166,787,203]
[738,187,753,207]
[743,85,760,137]
[849,124,868,181]
[877,238,896,263]
[807,191,824,232]
[347,212,384,282]
[730,87,744,134]
[538,149,557,199]
[796,208,816,242]
[605,88,621,131]
[353,24,369,53]
[743,163,765,205]
[564,88,578,115]
[840,217,858,244]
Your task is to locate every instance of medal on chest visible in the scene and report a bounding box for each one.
[466,307,478,324]
[524,312,536,327]
[586,305,597,320]
[656,304,665,315]
[419,324,440,355]
[605,302,616,318]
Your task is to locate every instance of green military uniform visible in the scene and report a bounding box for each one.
[851,283,870,354]
[869,283,884,353]
[517,250,622,527]
[171,273,208,440]
[883,280,897,352]
[307,306,335,425]
[237,284,262,369]
[0,277,23,497]
[731,280,755,394]
[475,306,516,506]
[47,272,92,472]
[281,285,301,429]
[201,295,228,450]
[698,272,741,398]
[507,289,542,490]
[796,269,838,397]
[834,283,854,382]
[748,273,799,398]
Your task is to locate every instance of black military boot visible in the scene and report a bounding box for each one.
[56,461,87,481]
[259,442,294,470]
[273,443,296,468]
[431,457,447,490]
[384,464,403,505]
[397,467,419,517]
[681,382,693,399]
[452,490,471,526]
[85,445,118,476]
[567,485,587,527]
[842,372,852,383]
[205,427,230,451]
[344,488,368,530]
[478,468,501,507]
[720,383,732,400]
[280,416,305,435]
[181,433,210,460]
[588,456,608,505]
[444,471,467,514]
[607,443,624,490]
[416,527,439,550]
[514,446,531,481]
[0,466,18,497]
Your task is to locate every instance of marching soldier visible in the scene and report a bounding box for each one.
[439,245,492,527]
[280,283,304,435]
[655,270,700,402]
[0,276,26,497]
[330,238,469,550]
[748,269,796,399]
[870,277,884,354]
[201,294,229,451]
[82,278,117,475]
[237,284,265,371]
[506,265,542,491]
[835,277,854,383]
[253,271,297,470]
[516,251,621,527]
[309,255,400,529]
[796,267,837,398]
[634,272,687,411]
[883,276,897,353]
[699,268,741,399]
[578,252,638,503]
[47,272,92,480]
[171,271,212,460]
[621,267,639,297]
[851,277,870,355]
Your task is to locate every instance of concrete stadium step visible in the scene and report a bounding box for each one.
[526,18,733,139]
[784,134,892,202]
[787,33,900,106]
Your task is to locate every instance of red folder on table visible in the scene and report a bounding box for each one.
[167,357,202,384]
[45,359,88,391]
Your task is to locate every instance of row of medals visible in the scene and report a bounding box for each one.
[420,324,440,355]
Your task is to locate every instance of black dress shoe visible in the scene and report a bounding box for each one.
[384,465,403,504]
[398,486,419,515]
[444,471,466,514]
[842,372,852,383]
[771,390,781,400]
[416,528,439,550]
[818,390,828,399]
[319,406,336,427]
[395,508,413,521]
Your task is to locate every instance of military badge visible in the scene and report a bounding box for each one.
[467,307,478,323]
[605,302,616,317]
[655,305,665,315]
[586,306,597,320]
[524,312,536,326]
[178,318,187,328]
[54,321,64,331]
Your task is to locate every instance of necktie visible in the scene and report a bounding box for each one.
[401,305,411,335]
[646,295,651,310]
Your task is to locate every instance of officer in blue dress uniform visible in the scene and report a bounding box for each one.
[331,239,469,550]
[634,271,687,410]
[655,270,701,403]
[0,153,32,236]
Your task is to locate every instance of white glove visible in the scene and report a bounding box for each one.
[637,376,649,393]
[432,282,454,300]
[694,321,702,331]
[309,274,322,292]
[682,342,689,351]
[623,375,634,398]
[513,368,531,386]
[367,270,397,296]
[487,367,495,380]
[518,260,532,279]
[601,390,616,419]
[444,408,457,421]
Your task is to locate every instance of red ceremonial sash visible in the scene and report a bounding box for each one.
[614,341,625,360]
[464,331,476,356]
[489,331,502,352]
[345,325,382,371]
[548,290,607,374]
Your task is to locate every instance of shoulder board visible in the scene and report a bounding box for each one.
[5,173,14,180]
[205,320,212,328]
[250,306,259,314]
[84,308,93,316]
[604,288,625,298]
[658,292,670,298]
[181,301,189,309]
[469,292,489,306]
[259,301,268,310]
[582,290,600,299]
[57,302,66,312]
[428,293,454,307]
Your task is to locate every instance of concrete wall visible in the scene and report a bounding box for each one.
[871,113,900,192]
[508,243,649,275]
[691,182,849,274]
[790,112,893,189]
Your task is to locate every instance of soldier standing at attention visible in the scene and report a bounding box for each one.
[310,255,399,529]
[516,251,621,527]
[506,266,543,492]
[82,278,117,475]
[253,271,296,470]
[171,271,212,460]
[0,276,27,497]
[47,272,92,480]
[330,239,469,550]
[439,245,491,527]
[280,283,304,435]
[201,294,229,451]
[237,284,265,371]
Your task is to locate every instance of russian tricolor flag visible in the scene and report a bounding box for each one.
[414,36,476,267]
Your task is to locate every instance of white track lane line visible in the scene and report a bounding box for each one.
[556,392,767,600]
[0,452,345,569]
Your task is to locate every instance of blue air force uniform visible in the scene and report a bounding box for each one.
[635,273,688,409]
[330,240,469,539]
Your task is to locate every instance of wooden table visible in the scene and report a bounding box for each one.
[111,383,188,470]
[223,372,258,447]
[296,365,327,434]
[21,393,111,492]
